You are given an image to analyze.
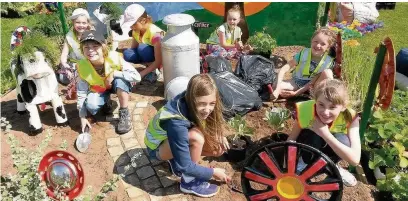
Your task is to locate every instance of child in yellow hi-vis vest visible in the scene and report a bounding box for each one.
[272,28,336,101]
[144,74,231,197]
[206,5,252,59]
[121,4,164,83]
[287,79,361,187]
[76,30,141,134]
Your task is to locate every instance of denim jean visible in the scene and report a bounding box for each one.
[123,43,155,64]
[123,44,159,82]
[85,78,131,115]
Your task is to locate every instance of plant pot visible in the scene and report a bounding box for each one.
[227,135,250,162]
[376,191,394,201]
[270,132,289,142]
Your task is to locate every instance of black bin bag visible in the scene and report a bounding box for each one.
[235,55,276,100]
[210,71,262,119]
[206,56,232,73]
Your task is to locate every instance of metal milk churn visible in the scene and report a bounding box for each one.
[161,14,200,89]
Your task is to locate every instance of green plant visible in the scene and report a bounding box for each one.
[228,115,254,141]
[264,107,291,132]
[247,28,277,54]
[0,131,119,200]
[12,31,61,72]
[341,45,376,111]
[364,90,408,170]
[377,171,408,201]
[0,2,38,17]
[100,3,123,21]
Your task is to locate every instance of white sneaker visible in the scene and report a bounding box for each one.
[337,165,357,187]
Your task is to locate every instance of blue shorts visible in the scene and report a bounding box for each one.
[293,76,310,88]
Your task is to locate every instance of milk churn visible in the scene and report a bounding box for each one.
[161,14,200,88]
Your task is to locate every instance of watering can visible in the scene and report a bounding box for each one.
[75,125,91,153]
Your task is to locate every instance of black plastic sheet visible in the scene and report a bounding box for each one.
[235,55,276,100]
[210,71,262,119]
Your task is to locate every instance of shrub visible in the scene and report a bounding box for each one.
[0,131,119,200]
[12,31,61,71]
[364,90,408,170]
[0,2,38,18]
[377,171,408,201]
[247,28,277,55]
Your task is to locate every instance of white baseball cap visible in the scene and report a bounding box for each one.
[68,8,90,20]
[121,4,146,30]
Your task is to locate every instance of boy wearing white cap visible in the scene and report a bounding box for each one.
[121,4,164,83]
[58,8,94,98]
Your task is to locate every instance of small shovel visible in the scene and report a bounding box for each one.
[75,125,92,153]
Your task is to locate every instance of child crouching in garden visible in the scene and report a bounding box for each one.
[288,79,361,186]
[76,30,141,134]
[145,74,231,197]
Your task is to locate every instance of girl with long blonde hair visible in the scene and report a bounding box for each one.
[145,74,230,197]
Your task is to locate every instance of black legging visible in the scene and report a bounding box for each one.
[297,129,350,164]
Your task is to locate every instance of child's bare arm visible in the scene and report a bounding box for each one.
[321,117,361,166]
[287,121,301,141]
[218,30,235,49]
[60,40,70,68]
[130,37,139,49]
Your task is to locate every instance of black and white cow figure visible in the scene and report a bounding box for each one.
[10,26,68,135]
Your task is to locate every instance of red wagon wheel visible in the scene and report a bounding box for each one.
[333,32,343,79]
[241,141,343,201]
[375,37,395,110]
[38,151,85,200]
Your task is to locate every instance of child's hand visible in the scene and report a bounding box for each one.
[105,71,115,89]
[281,90,298,98]
[213,168,232,183]
[235,41,244,50]
[310,118,330,137]
[221,137,230,152]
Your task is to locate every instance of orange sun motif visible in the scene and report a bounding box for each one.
[198,2,271,16]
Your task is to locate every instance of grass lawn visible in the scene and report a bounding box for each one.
[341,2,408,111]
[1,14,45,95]
[358,2,408,55]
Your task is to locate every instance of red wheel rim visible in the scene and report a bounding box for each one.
[38,151,84,200]
[376,37,395,110]
[242,141,343,201]
[333,32,343,79]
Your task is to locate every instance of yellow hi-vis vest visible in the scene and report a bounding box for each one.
[65,29,84,62]
[132,24,165,46]
[293,48,334,81]
[206,23,242,45]
[295,100,356,134]
[144,107,187,150]
[77,51,122,93]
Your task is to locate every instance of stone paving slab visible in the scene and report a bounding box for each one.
[107,82,190,201]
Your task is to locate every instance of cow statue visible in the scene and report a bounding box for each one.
[10,26,68,135]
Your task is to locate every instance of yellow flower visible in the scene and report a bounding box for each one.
[345,40,360,47]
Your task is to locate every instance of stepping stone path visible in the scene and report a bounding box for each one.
[105,78,191,201]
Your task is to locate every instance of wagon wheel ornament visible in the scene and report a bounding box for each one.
[333,32,343,79]
[38,151,85,200]
[375,37,395,110]
[241,141,343,201]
